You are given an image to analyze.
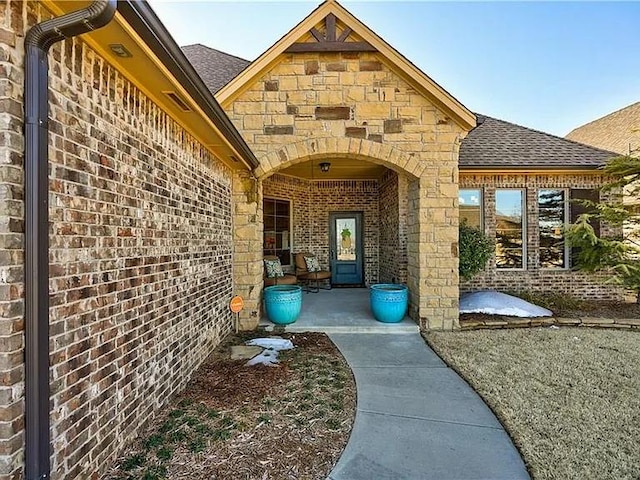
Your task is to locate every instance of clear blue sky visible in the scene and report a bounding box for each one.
[149,1,640,137]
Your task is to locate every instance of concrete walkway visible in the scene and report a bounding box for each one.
[327,333,530,480]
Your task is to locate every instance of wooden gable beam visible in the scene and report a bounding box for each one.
[326,13,336,41]
[284,13,377,54]
[337,27,352,43]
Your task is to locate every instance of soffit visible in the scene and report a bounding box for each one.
[279,158,387,180]
[44,1,254,170]
[216,0,475,131]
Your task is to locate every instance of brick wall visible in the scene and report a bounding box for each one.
[459,173,624,300]
[1,1,235,478]
[263,174,380,285]
[378,170,408,284]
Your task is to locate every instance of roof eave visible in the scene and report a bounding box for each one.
[459,165,606,173]
[118,1,259,170]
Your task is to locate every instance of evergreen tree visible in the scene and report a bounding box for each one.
[565,155,640,301]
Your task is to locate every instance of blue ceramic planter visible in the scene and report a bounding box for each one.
[370,284,408,323]
[264,285,302,325]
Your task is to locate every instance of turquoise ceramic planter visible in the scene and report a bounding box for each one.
[370,284,408,323]
[264,285,302,325]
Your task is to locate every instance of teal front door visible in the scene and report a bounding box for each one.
[329,212,364,286]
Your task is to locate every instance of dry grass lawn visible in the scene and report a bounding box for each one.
[426,328,640,480]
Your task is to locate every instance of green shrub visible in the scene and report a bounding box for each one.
[459,223,493,281]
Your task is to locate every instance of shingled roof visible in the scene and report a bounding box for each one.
[459,114,616,170]
[565,102,640,156]
[181,44,250,93]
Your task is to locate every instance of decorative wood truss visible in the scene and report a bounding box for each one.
[284,14,377,53]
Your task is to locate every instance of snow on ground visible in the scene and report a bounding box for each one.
[245,337,295,366]
[460,291,553,317]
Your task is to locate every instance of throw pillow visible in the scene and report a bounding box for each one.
[304,255,321,272]
[264,258,284,278]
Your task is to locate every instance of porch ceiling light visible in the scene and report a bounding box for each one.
[319,162,331,173]
[109,43,132,58]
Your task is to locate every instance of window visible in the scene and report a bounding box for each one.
[263,198,291,266]
[495,189,525,269]
[460,189,482,228]
[538,189,568,268]
[569,189,600,268]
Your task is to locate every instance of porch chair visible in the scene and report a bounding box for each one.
[263,255,297,287]
[294,252,331,293]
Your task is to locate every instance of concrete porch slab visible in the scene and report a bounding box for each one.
[260,287,419,334]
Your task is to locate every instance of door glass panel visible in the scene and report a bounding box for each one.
[336,218,356,261]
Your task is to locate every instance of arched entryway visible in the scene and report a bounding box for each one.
[232,136,443,330]
[222,2,473,332]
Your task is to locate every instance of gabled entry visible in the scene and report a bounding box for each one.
[330,212,364,286]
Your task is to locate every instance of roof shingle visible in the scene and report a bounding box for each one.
[181,44,250,93]
[459,115,616,170]
[565,102,640,156]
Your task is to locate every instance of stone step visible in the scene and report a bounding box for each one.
[259,319,419,335]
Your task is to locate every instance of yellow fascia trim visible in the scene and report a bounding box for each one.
[43,1,251,170]
[216,0,475,131]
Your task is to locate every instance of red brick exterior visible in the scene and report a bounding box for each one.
[1,2,235,478]
[263,174,380,285]
[460,173,623,300]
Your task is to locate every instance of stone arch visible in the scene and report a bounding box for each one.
[254,137,424,180]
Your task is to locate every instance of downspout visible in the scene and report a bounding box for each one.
[24,2,116,478]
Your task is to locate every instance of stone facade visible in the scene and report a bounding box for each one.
[459,173,623,300]
[225,50,468,330]
[1,1,235,477]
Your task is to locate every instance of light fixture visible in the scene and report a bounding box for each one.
[319,162,331,173]
[109,44,132,58]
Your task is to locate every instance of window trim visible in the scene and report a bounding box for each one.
[538,188,570,271]
[459,188,484,230]
[495,188,527,271]
[263,196,293,267]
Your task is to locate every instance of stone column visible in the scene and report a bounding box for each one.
[232,171,263,330]
[411,171,460,331]
[406,177,420,322]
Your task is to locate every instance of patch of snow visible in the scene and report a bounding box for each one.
[246,349,280,367]
[460,291,553,317]
[245,337,294,351]
[245,337,295,366]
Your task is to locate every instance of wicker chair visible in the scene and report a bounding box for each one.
[263,255,297,287]
[294,252,332,293]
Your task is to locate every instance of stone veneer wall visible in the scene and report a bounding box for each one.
[263,174,380,285]
[460,173,623,300]
[0,2,235,478]
[225,49,467,330]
